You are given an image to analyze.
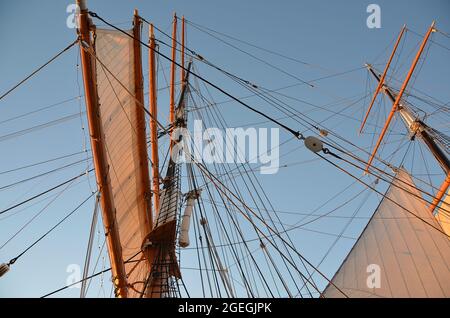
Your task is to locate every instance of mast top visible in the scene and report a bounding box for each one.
[76,0,87,11]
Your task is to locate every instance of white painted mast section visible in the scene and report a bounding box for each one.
[179,190,201,248]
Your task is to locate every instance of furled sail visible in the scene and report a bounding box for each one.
[323,168,450,298]
[94,28,152,296]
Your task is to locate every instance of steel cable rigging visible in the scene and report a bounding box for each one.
[0,40,78,101]
[4,191,96,269]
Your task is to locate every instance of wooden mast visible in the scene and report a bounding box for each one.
[366,66,450,173]
[367,66,450,213]
[169,13,177,152]
[133,10,153,235]
[363,22,450,215]
[429,174,450,213]
[359,25,406,134]
[148,24,160,218]
[366,21,435,171]
[76,0,128,297]
[181,16,186,88]
[144,14,189,298]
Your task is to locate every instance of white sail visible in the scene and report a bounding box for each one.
[323,168,450,298]
[95,28,151,296]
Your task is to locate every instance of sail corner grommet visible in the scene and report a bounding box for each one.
[304,136,323,153]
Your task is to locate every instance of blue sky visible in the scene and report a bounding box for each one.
[0,0,449,297]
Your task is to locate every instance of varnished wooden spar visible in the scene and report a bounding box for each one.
[132,11,157,298]
[359,25,406,134]
[366,21,435,171]
[362,21,450,217]
[143,62,192,298]
[429,174,450,214]
[76,0,128,297]
[366,65,450,175]
[169,13,177,152]
[435,180,450,236]
[148,24,161,218]
[181,16,186,88]
[146,25,165,297]
[367,66,450,216]
[132,9,153,237]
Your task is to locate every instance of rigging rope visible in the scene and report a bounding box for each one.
[88,12,302,139]
[6,192,96,267]
[0,96,82,126]
[0,158,90,192]
[189,153,349,297]
[0,176,78,251]
[321,140,450,214]
[190,81,317,296]
[0,150,89,176]
[0,168,94,215]
[0,112,85,143]
[0,39,78,101]
[80,193,100,298]
[41,250,142,298]
[91,12,407,185]
[317,148,450,238]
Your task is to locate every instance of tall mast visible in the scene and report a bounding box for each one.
[181,16,186,87]
[366,21,436,171]
[76,0,128,297]
[429,175,450,213]
[367,65,450,212]
[360,25,406,134]
[169,13,177,152]
[366,65,450,174]
[148,24,160,217]
[133,9,153,234]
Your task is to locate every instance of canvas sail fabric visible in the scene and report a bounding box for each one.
[94,29,151,296]
[323,169,450,298]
